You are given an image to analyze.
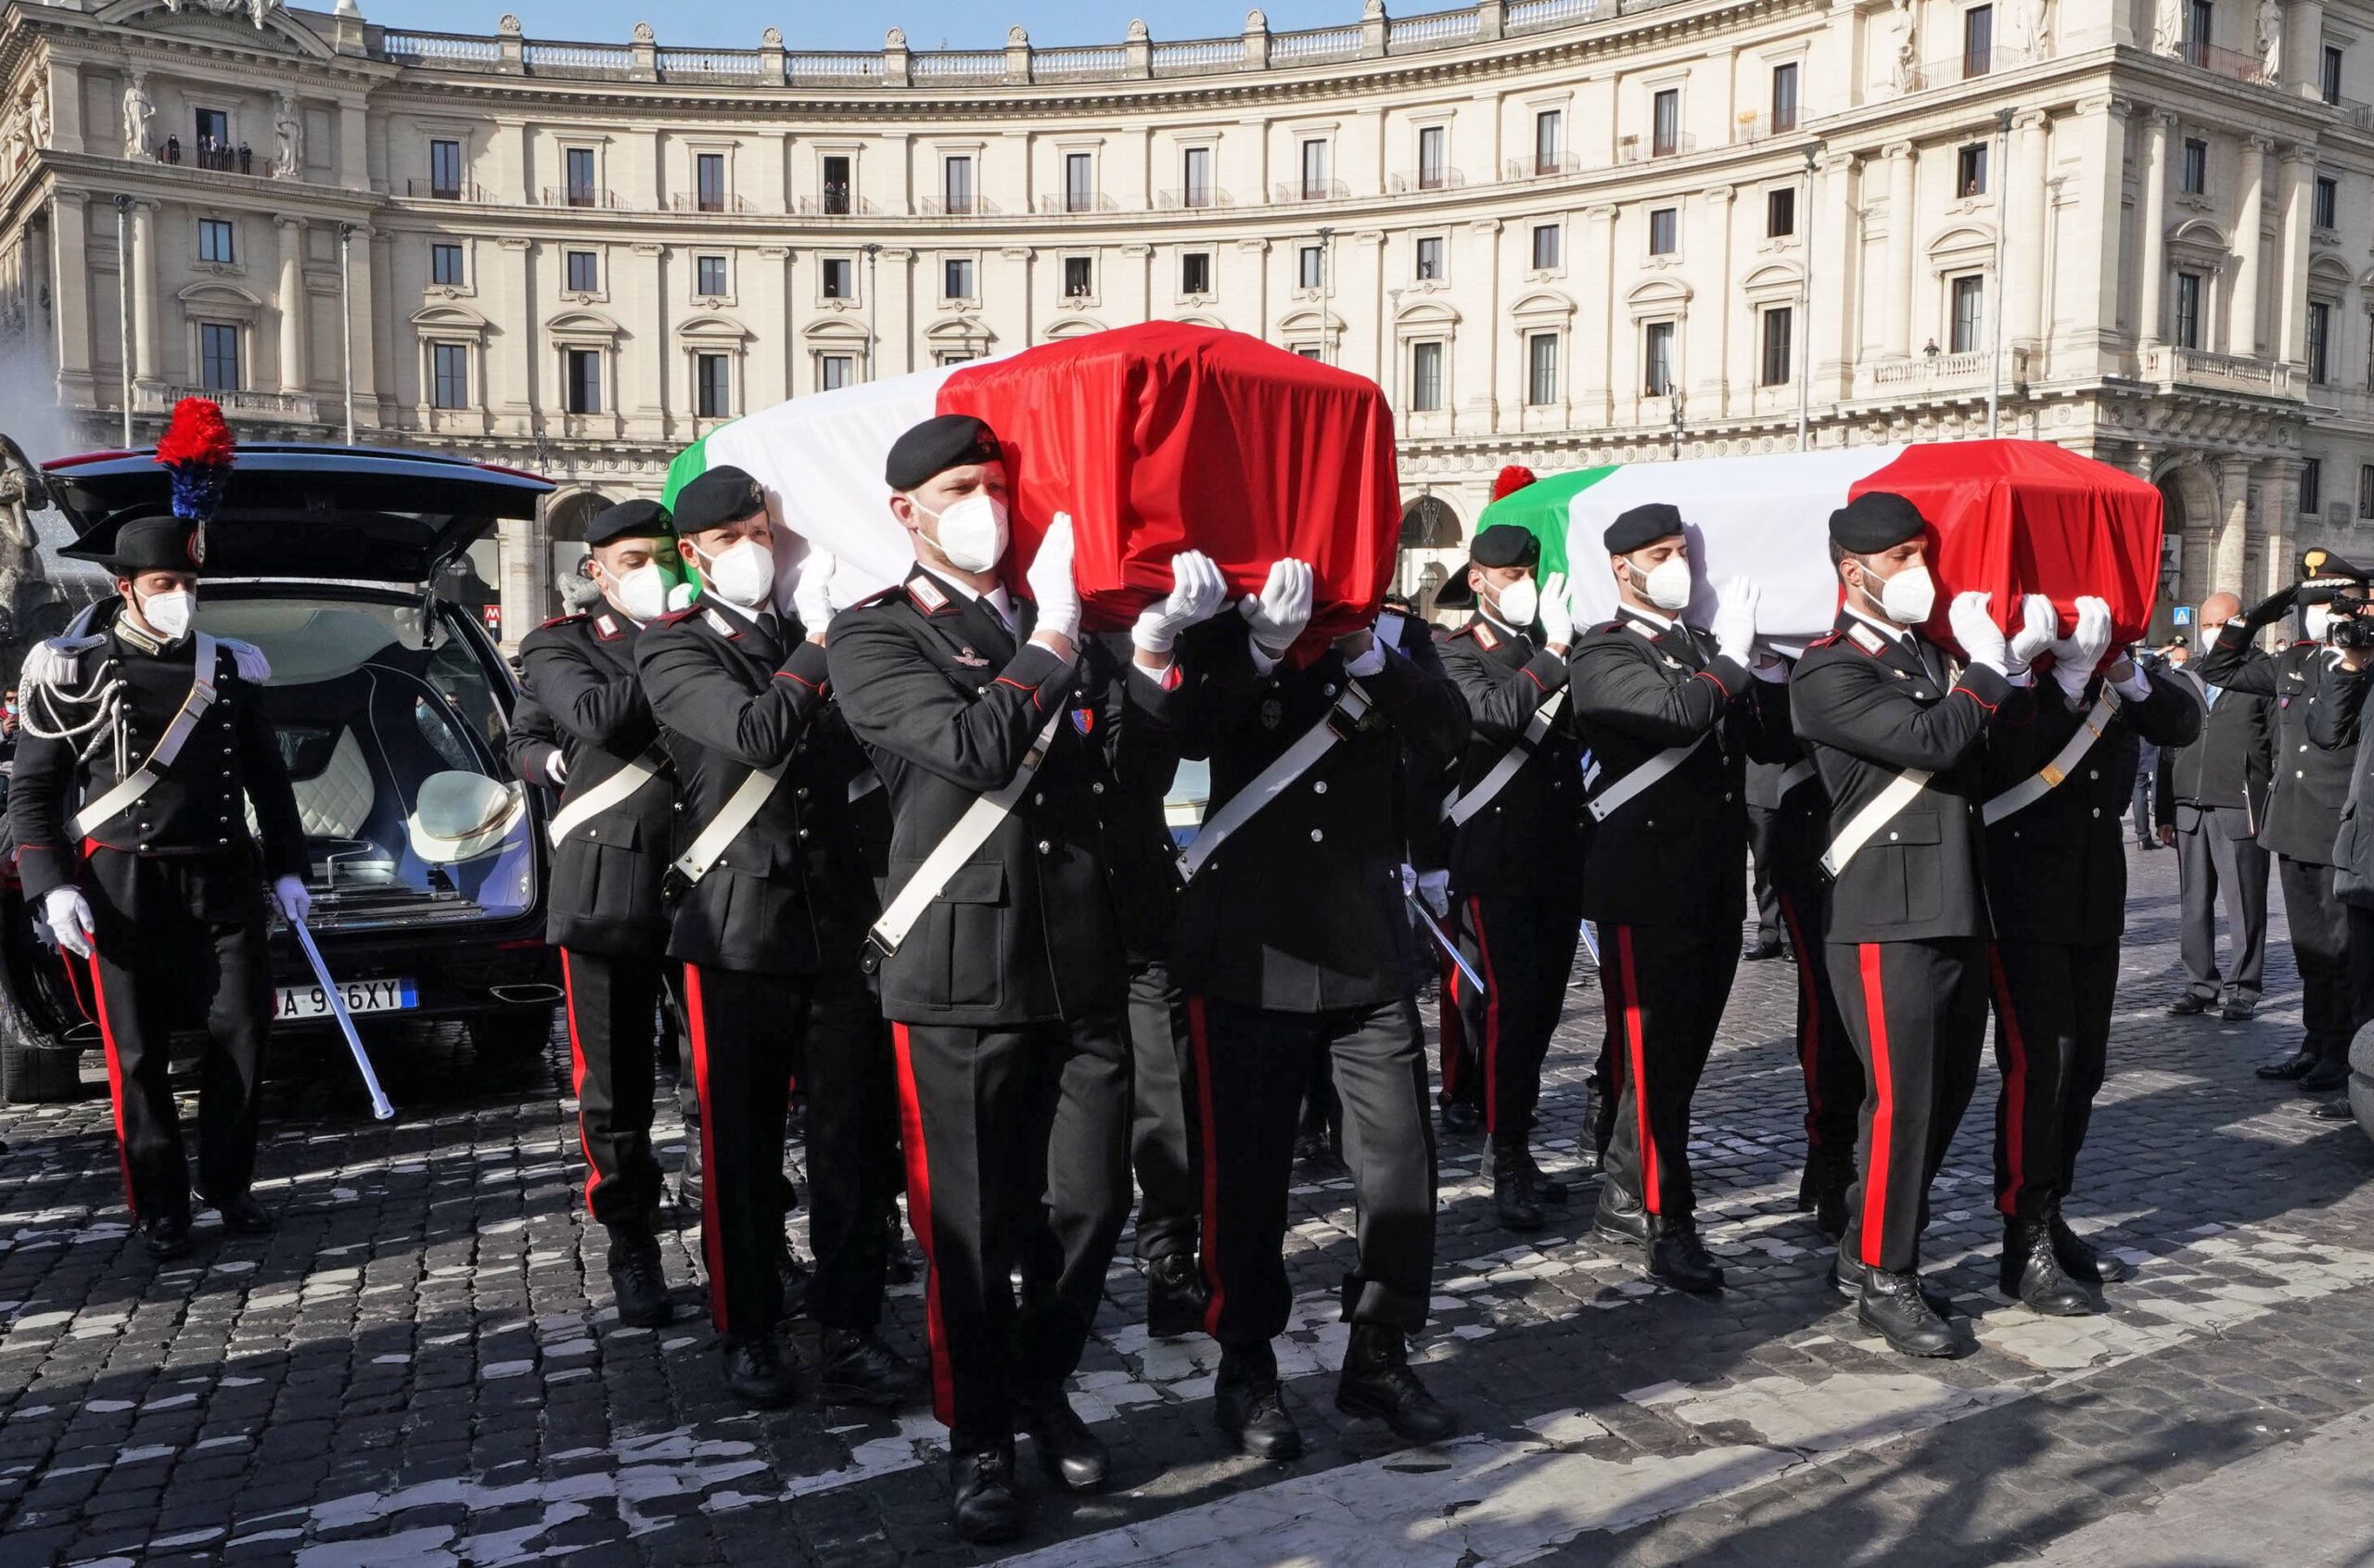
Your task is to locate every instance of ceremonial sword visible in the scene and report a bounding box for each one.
[287,913,396,1121]
[1405,893,1486,996]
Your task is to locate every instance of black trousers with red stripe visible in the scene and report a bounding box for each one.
[1827,937,1988,1275]
[1189,994,1436,1346]
[1987,939,2119,1222]
[1128,960,1201,1264]
[1774,891,1862,1162]
[1598,923,1737,1221]
[1436,946,1481,1114]
[682,962,806,1340]
[561,949,670,1231]
[892,1016,1130,1457]
[1448,891,1585,1138]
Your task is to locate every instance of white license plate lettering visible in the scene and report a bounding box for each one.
[274,977,416,1019]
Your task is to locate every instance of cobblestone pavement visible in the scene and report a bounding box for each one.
[1,845,2370,1568]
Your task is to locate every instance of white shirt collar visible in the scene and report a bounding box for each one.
[931,571,1015,629]
[1845,604,1920,651]
[1620,602,1678,631]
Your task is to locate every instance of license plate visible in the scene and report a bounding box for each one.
[275,977,417,1020]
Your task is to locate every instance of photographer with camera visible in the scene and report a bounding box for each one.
[2304,571,2374,1115]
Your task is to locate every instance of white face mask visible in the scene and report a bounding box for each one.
[606,561,681,623]
[697,538,774,610]
[1630,554,1692,613]
[915,491,1009,575]
[1488,574,1538,629]
[138,587,194,642]
[2306,605,2335,642]
[1861,561,1938,627]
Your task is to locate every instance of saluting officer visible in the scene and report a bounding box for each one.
[513,500,686,1329]
[1568,504,1775,1294]
[1432,523,1588,1233]
[1980,597,2200,1314]
[635,465,911,1412]
[1789,492,2036,1357]
[11,400,306,1257]
[827,415,1208,1545]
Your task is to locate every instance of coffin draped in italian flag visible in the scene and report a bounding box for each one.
[663,322,1400,645]
[1473,440,2165,654]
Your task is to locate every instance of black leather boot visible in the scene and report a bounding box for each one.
[2000,1217,2091,1316]
[2048,1209,2129,1284]
[1813,1154,1853,1244]
[1334,1324,1457,1444]
[2257,1046,2318,1080]
[1017,1391,1109,1491]
[140,1214,192,1259]
[1491,1134,1545,1232]
[1647,1216,1723,1293]
[1591,1179,1649,1248]
[720,1334,798,1407]
[606,1227,674,1328]
[207,1192,276,1234]
[1519,1144,1570,1204]
[1438,1098,1482,1136]
[819,1328,913,1408]
[948,1442,1026,1544]
[1834,1241,1950,1316]
[1794,1163,1819,1212]
[1144,1251,1209,1339]
[2300,1058,2350,1093]
[1858,1267,1956,1357]
[1215,1343,1301,1460]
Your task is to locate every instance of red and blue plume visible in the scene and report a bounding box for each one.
[1490,465,1538,503]
[154,396,236,521]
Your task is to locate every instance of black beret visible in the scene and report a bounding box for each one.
[1830,491,1927,554]
[672,465,768,536]
[1603,503,1684,555]
[61,511,207,575]
[583,498,675,549]
[885,414,1002,491]
[1434,524,1542,608]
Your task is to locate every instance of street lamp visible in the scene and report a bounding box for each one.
[1385,285,1403,409]
[1316,225,1335,364]
[338,221,356,446]
[1986,107,2011,439]
[863,242,882,382]
[1794,143,1819,453]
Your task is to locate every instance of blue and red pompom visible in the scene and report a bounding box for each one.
[154,396,236,521]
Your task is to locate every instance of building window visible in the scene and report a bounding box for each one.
[1526,333,1558,405]
[2175,271,2202,348]
[1761,307,1793,386]
[1648,207,1678,256]
[822,256,853,299]
[1950,274,1985,353]
[822,154,852,215]
[944,155,976,215]
[1295,346,1323,359]
[565,147,597,207]
[199,322,239,391]
[2316,174,2339,230]
[1767,186,1796,237]
[1534,108,1563,175]
[1415,236,1445,281]
[1652,89,1681,157]
[565,249,598,293]
[429,138,463,198]
[944,255,976,300]
[2303,457,2323,514]
[1964,4,1994,72]
[1181,249,1211,295]
[2185,0,2214,64]
[696,254,728,298]
[696,352,731,418]
[431,342,468,409]
[2181,137,2209,194]
[1957,142,1989,198]
[1410,340,1445,411]
[1298,244,1323,289]
[1643,320,1676,395]
[2358,464,2374,518]
[430,241,465,287]
[695,152,726,213]
[2309,300,2332,383]
[1771,62,1799,133]
[2325,44,2345,104]
[1182,147,1213,207]
[1300,138,1331,199]
[565,349,602,414]
[198,218,235,264]
[1066,152,1094,212]
[821,354,854,391]
[1063,256,1093,298]
[1418,125,1448,189]
[1531,223,1561,270]
[196,107,228,149]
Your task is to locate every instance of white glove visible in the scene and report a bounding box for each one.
[1132,550,1230,656]
[666,580,699,614]
[40,886,94,959]
[791,546,837,642]
[2049,595,2115,705]
[1239,559,1315,658]
[1416,867,1451,919]
[1538,571,1575,652]
[2005,594,2057,680]
[219,636,273,685]
[20,634,104,694]
[544,749,569,786]
[273,875,312,925]
[1025,511,1081,645]
[1947,591,2009,674]
[1710,578,1760,665]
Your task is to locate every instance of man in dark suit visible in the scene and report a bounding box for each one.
[1743,761,1790,960]
[2308,587,2374,1120]
[2156,592,2274,1022]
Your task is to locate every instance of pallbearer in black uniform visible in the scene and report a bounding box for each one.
[634,465,912,1411]
[1568,504,1777,1294]
[1433,523,1588,1233]
[1170,558,1469,1463]
[1789,491,2033,1357]
[10,399,305,1257]
[513,500,685,1329]
[827,415,1208,1544]
[1980,597,2200,1314]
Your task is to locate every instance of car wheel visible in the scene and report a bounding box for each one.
[0,975,84,1103]
[469,1006,557,1064]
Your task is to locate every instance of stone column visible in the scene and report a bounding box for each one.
[128,198,157,387]
[275,217,308,394]
[2230,136,2268,358]
[47,191,92,402]
[2214,455,2252,593]
[2256,456,2297,597]
[1883,142,1916,359]
[1697,185,1735,414]
[1810,149,1857,396]
[2276,145,2316,367]
[1577,203,1617,426]
[2007,109,2049,353]
[2286,0,2327,94]
[2137,111,2173,346]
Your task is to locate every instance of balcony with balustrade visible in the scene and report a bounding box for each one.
[2138,344,2301,400]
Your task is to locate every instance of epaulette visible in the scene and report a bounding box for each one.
[653,605,704,626]
[841,585,902,613]
[1805,631,1845,650]
[537,612,584,631]
[1590,620,1625,636]
[1438,622,1475,642]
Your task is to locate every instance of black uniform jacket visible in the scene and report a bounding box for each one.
[2198,628,2351,866]
[1984,669,2202,947]
[1788,610,2025,945]
[10,615,305,923]
[1081,631,1193,968]
[504,675,562,789]
[1569,606,1781,931]
[2153,661,2273,827]
[634,596,869,977]
[1750,663,1834,899]
[1436,610,1588,901]
[1169,625,1469,1014]
[826,567,1169,1027]
[517,607,679,956]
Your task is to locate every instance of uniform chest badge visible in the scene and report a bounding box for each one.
[594,614,621,641]
[1072,707,1096,736]
[910,577,951,613]
[953,645,989,669]
[1261,697,1283,731]
[702,608,739,639]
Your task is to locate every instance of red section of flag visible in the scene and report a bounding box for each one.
[1851,440,2164,662]
[935,323,1401,656]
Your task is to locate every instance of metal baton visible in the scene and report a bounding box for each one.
[1577,918,1602,969]
[287,913,395,1121]
[1406,893,1486,996]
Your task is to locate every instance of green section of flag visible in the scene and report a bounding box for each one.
[1473,465,1620,581]
[661,430,719,511]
